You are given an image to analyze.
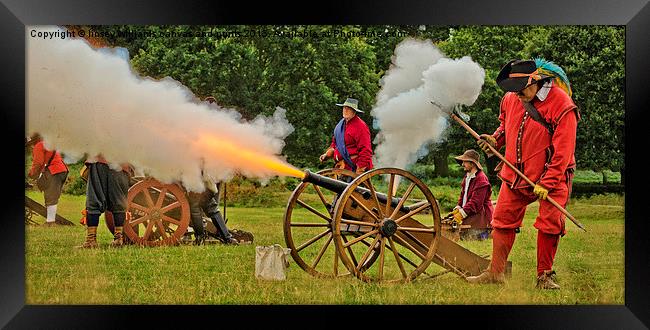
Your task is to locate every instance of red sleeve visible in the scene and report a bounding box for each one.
[463,178,490,216]
[29,142,45,178]
[538,109,578,190]
[492,95,508,150]
[355,122,373,169]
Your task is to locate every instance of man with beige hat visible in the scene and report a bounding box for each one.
[446,149,493,241]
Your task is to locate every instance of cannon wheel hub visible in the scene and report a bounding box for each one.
[379,218,397,237]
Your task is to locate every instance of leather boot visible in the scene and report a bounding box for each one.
[209,212,238,245]
[75,226,98,249]
[466,270,505,284]
[536,270,560,289]
[110,226,124,248]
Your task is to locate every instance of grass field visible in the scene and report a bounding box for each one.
[25,189,624,305]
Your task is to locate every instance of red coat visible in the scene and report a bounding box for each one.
[492,85,579,190]
[329,115,374,171]
[29,141,68,178]
[457,170,493,229]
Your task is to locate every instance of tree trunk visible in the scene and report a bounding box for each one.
[433,152,449,177]
[601,170,609,184]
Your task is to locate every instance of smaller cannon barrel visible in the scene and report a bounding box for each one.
[302,170,349,194]
[302,170,413,213]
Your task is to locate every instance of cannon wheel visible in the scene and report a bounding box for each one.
[125,178,190,247]
[332,168,442,283]
[284,168,371,278]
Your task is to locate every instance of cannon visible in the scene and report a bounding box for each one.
[284,167,510,283]
[124,176,252,247]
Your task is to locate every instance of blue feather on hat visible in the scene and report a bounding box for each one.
[534,58,572,97]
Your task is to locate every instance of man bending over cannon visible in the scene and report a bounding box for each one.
[467,59,579,289]
[319,97,374,178]
[186,172,238,246]
[186,96,238,246]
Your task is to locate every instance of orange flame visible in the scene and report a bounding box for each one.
[196,134,305,179]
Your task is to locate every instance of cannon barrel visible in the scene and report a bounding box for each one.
[302,170,412,213]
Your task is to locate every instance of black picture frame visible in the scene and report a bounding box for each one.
[3,0,648,328]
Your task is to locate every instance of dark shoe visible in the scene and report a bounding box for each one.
[466,271,505,284]
[219,236,238,245]
[536,270,560,289]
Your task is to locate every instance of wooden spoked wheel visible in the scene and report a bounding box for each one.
[125,178,190,247]
[284,168,364,278]
[332,168,441,283]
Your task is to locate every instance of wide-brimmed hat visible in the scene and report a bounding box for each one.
[454,149,483,171]
[496,59,553,93]
[336,98,363,113]
[204,96,217,104]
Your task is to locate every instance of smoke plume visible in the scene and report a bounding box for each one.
[371,38,485,169]
[27,26,296,192]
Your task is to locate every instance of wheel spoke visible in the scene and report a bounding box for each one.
[130,215,150,226]
[392,234,427,260]
[342,229,379,248]
[355,235,380,273]
[385,174,395,216]
[160,201,181,214]
[394,202,431,224]
[312,185,330,211]
[161,215,181,226]
[296,199,331,223]
[143,220,155,240]
[363,177,385,218]
[155,187,167,208]
[130,202,149,213]
[389,182,416,220]
[143,189,156,208]
[296,229,331,252]
[156,220,168,239]
[396,226,435,234]
[349,194,380,222]
[311,233,333,269]
[382,240,422,271]
[388,237,408,279]
[378,237,386,281]
[341,235,359,267]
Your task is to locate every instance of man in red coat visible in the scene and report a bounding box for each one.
[319,98,374,176]
[467,59,579,289]
[27,133,69,226]
[447,149,493,241]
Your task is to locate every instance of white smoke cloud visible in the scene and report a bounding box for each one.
[371,38,485,169]
[27,26,295,192]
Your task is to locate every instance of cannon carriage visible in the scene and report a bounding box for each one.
[124,176,251,246]
[284,167,510,283]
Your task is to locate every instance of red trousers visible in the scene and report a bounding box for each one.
[488,173,572,276]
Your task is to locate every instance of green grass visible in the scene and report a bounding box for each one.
[25,190,624,305]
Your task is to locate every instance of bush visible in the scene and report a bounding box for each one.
[63,162,87,195]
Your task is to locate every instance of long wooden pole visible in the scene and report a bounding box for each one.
[449,111,586,232]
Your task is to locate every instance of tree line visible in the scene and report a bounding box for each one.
[89,25,624,184]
